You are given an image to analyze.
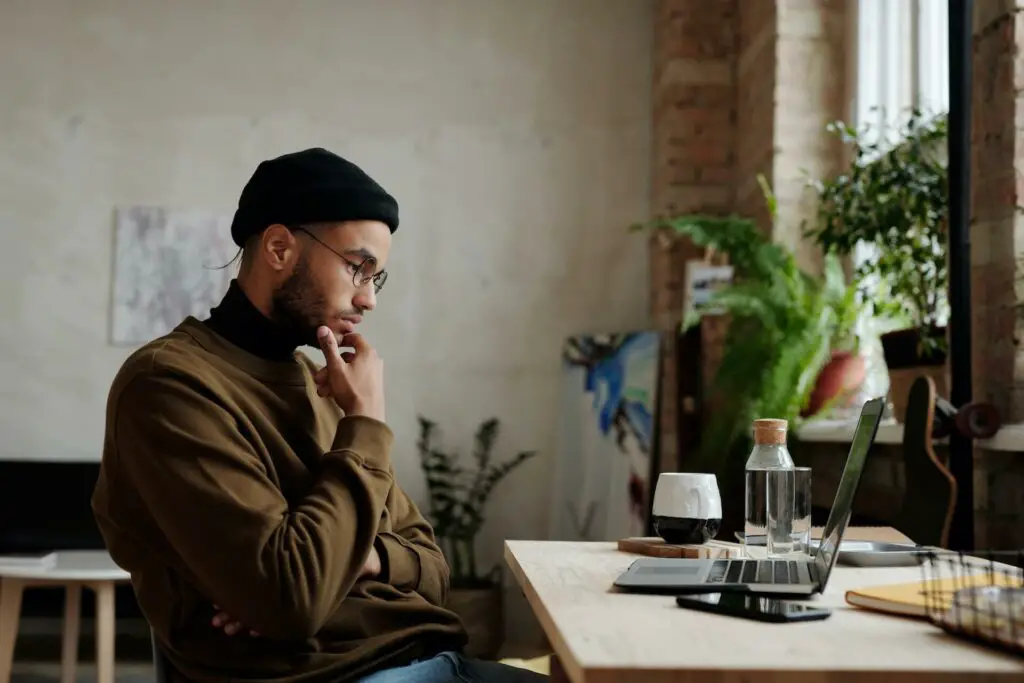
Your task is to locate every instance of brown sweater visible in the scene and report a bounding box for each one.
[91,317,467,683]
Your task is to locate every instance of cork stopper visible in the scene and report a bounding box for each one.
[752,419,788,445]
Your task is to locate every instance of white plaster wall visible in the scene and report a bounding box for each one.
[0,0,652,645]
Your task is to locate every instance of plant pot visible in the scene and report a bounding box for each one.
[880,326,948,369]
[802,350,867,417]
[880,327,948,423]
[446,583,504,660]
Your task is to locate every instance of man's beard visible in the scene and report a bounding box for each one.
[270,256,329,348]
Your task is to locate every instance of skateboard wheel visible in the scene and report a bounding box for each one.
[955,402,1002,439]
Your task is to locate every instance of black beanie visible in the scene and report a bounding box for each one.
[229,147,399,247]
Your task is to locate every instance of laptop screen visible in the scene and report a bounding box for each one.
[813,397,885,587]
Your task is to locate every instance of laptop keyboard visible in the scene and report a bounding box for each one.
[706,559,802,584]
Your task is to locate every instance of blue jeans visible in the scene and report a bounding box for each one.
[357,651,548,683]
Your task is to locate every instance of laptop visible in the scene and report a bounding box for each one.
[613,396,886,597]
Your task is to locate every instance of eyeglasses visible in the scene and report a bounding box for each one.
[293,227,388,294]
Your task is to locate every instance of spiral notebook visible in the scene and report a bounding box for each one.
[845,573,1023,619]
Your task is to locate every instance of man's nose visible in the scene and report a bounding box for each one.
[353,288,376,312]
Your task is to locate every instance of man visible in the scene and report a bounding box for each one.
[92,148,547,683]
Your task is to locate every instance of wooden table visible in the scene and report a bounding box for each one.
[505,527,1024,682]
[0,551,131,683]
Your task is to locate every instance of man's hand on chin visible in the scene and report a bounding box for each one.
[212,546,383,637]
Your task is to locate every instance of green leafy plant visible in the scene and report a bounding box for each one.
[631,179,862,470]
[417,416,537,588]
[803,108,948,355]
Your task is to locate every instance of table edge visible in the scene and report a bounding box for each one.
[504,541,587,683]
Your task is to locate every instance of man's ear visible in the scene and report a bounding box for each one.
[260,224,298,272]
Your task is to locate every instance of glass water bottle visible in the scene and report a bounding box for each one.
[743,418,795,558]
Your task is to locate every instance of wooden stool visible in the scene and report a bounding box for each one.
[0,550,130,683]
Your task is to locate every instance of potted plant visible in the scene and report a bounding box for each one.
[416,415,537,660]
[803,256,867,419]
[631,179,863,528]
[803,109,949,420]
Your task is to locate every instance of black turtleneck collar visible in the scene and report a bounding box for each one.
[203,280,300,361]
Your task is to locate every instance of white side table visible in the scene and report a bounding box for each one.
[0,551,131,683]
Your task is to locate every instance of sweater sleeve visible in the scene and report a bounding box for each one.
[105,370,394,640]
[373,483,451,607]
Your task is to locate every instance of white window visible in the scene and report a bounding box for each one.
[851,0,950,399]
[854,0,949,143]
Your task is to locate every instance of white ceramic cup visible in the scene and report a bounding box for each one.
[651,473,723,545]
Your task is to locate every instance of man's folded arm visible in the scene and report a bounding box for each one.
[374,483,451,606]
[105,370,394,640]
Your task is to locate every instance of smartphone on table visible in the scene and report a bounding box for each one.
[675,592,831,623]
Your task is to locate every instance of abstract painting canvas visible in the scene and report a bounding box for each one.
[549,331,661,542]
[111,206,236,345]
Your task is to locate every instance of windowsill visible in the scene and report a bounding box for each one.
[796,418,905,446]
[796,419,1024,452]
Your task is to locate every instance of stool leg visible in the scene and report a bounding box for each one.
[60,583,82,683]
[0,578,25,683]
[93,582,116,683]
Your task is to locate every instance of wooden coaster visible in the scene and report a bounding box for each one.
[617,536,743,559]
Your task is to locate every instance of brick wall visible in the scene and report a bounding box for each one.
[650,0,738,472]
[970,2,1023,423]
[969,1,1024,548]
[650,0,849,473]
[772,0,849,272]
[651,0,737,219]
[735,0,776,227]
[736,0,849,252]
